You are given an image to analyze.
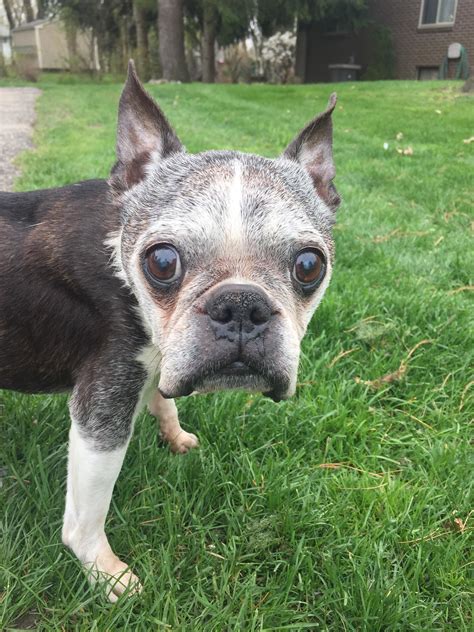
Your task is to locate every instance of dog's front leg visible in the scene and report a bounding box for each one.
[148,391,198,454]
[62,424,138,601]
[62,359,145,601]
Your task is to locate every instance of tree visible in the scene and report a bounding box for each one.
[2,0,15,29]
[185,0,253,83]
[157,0,189,81]
[133,0,150,80]
[23,0,34,22]
[52,0,134,74]
[201,0,217,82]
[36,0,47,18]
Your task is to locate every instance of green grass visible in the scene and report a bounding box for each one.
[1,78,473,630]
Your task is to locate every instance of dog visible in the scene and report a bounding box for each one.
[0,61,340,600]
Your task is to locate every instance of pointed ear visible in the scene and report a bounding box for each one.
[110,60,183,192]
[283,93,340,211]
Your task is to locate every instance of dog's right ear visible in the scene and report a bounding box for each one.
[110,60,183,193]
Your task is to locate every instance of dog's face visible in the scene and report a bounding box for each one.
[109,64,340,401]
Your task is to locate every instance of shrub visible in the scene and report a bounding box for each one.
[14,54,40,82]
[261,31,296,84]
[363,25,395,80]
[222,43,252,84]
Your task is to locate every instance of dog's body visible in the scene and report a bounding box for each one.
[0,180,140,394]
[0,63,340,600]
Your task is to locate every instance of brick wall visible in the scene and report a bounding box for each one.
[301,0,474,81]
[370,0,474,79]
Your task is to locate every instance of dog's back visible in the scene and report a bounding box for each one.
[0,180,124,393]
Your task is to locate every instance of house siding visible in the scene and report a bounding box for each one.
[301,0,474,82]
[12,19,98,71]
[370,0,474,79]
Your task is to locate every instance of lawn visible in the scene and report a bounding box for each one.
[1,77,472,630]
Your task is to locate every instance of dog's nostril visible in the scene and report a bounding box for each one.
[220,308,233,324]
[210,306,233,324]
[250,305,271,325]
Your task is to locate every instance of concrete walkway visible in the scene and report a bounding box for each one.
[0,87,41,191]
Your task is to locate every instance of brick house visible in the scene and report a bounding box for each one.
[296,0,474,82]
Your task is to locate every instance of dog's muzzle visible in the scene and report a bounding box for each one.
[159,283,291,401]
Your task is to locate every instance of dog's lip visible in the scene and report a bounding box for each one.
[218,361,256,376]
[160,359,290,399]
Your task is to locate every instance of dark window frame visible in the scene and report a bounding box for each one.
[419,0,458,27]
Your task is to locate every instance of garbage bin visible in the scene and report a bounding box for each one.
[328,64,362,82]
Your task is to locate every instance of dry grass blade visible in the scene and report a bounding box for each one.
[371,229,431,243]
[355,339,432,389]
[401,522,474,544]
[345,315,379,332]
[395,409,434,430]
[327,348,357,368]
[317,462,385,479]
[459,381,473,411]
[372,228,401,243]
[447,285,474,295]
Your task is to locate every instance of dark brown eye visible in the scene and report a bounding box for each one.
[145,244,181,285]
[293,248,326,289]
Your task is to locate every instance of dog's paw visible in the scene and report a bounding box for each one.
[86,552,142,603]
[163,429,199,454]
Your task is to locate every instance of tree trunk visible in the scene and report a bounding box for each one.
[201,1,216,83]
[133,0,149,81]
[3,0,15,30]
[23,0,34,22]
[65,21,79,72]
[36,0,46,19]
[119,17,131,73]
[294,22,308,83]
[157,0,189,82]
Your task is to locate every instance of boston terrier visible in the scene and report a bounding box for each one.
[0,62,340,600]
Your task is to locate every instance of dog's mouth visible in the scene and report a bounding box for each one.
[159,358,290,402]
[191,359,267,394]
[218,361,256,377]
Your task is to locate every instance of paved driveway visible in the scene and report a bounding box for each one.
[0,87,41,191]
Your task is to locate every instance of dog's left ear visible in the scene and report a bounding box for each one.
[111,60,183,192]
[283,93,340,211]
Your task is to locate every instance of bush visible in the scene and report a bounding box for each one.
[148,27,162,79]
[261,31,296,84]
[13,54,40,82]
[363,25,395,80]
[222,44,252,84]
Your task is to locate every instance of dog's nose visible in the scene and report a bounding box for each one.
[206,283,272,342]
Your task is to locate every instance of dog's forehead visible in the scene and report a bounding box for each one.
[124,150,334,256]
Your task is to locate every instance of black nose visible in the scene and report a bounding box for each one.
[206,283,273,342]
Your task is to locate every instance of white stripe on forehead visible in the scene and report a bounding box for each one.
[135,155,326,255]
[138,161,244,247]
[225,160,243,244]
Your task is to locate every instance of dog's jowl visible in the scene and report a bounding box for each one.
[0,62,340,600]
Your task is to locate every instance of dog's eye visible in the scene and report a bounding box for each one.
[145,244,181,285]
[293,248,326,290]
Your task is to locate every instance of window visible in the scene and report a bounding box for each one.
[417,66,440,80]
[419,0,457,26]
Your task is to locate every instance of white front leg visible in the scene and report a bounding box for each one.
[62,423,140,602]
